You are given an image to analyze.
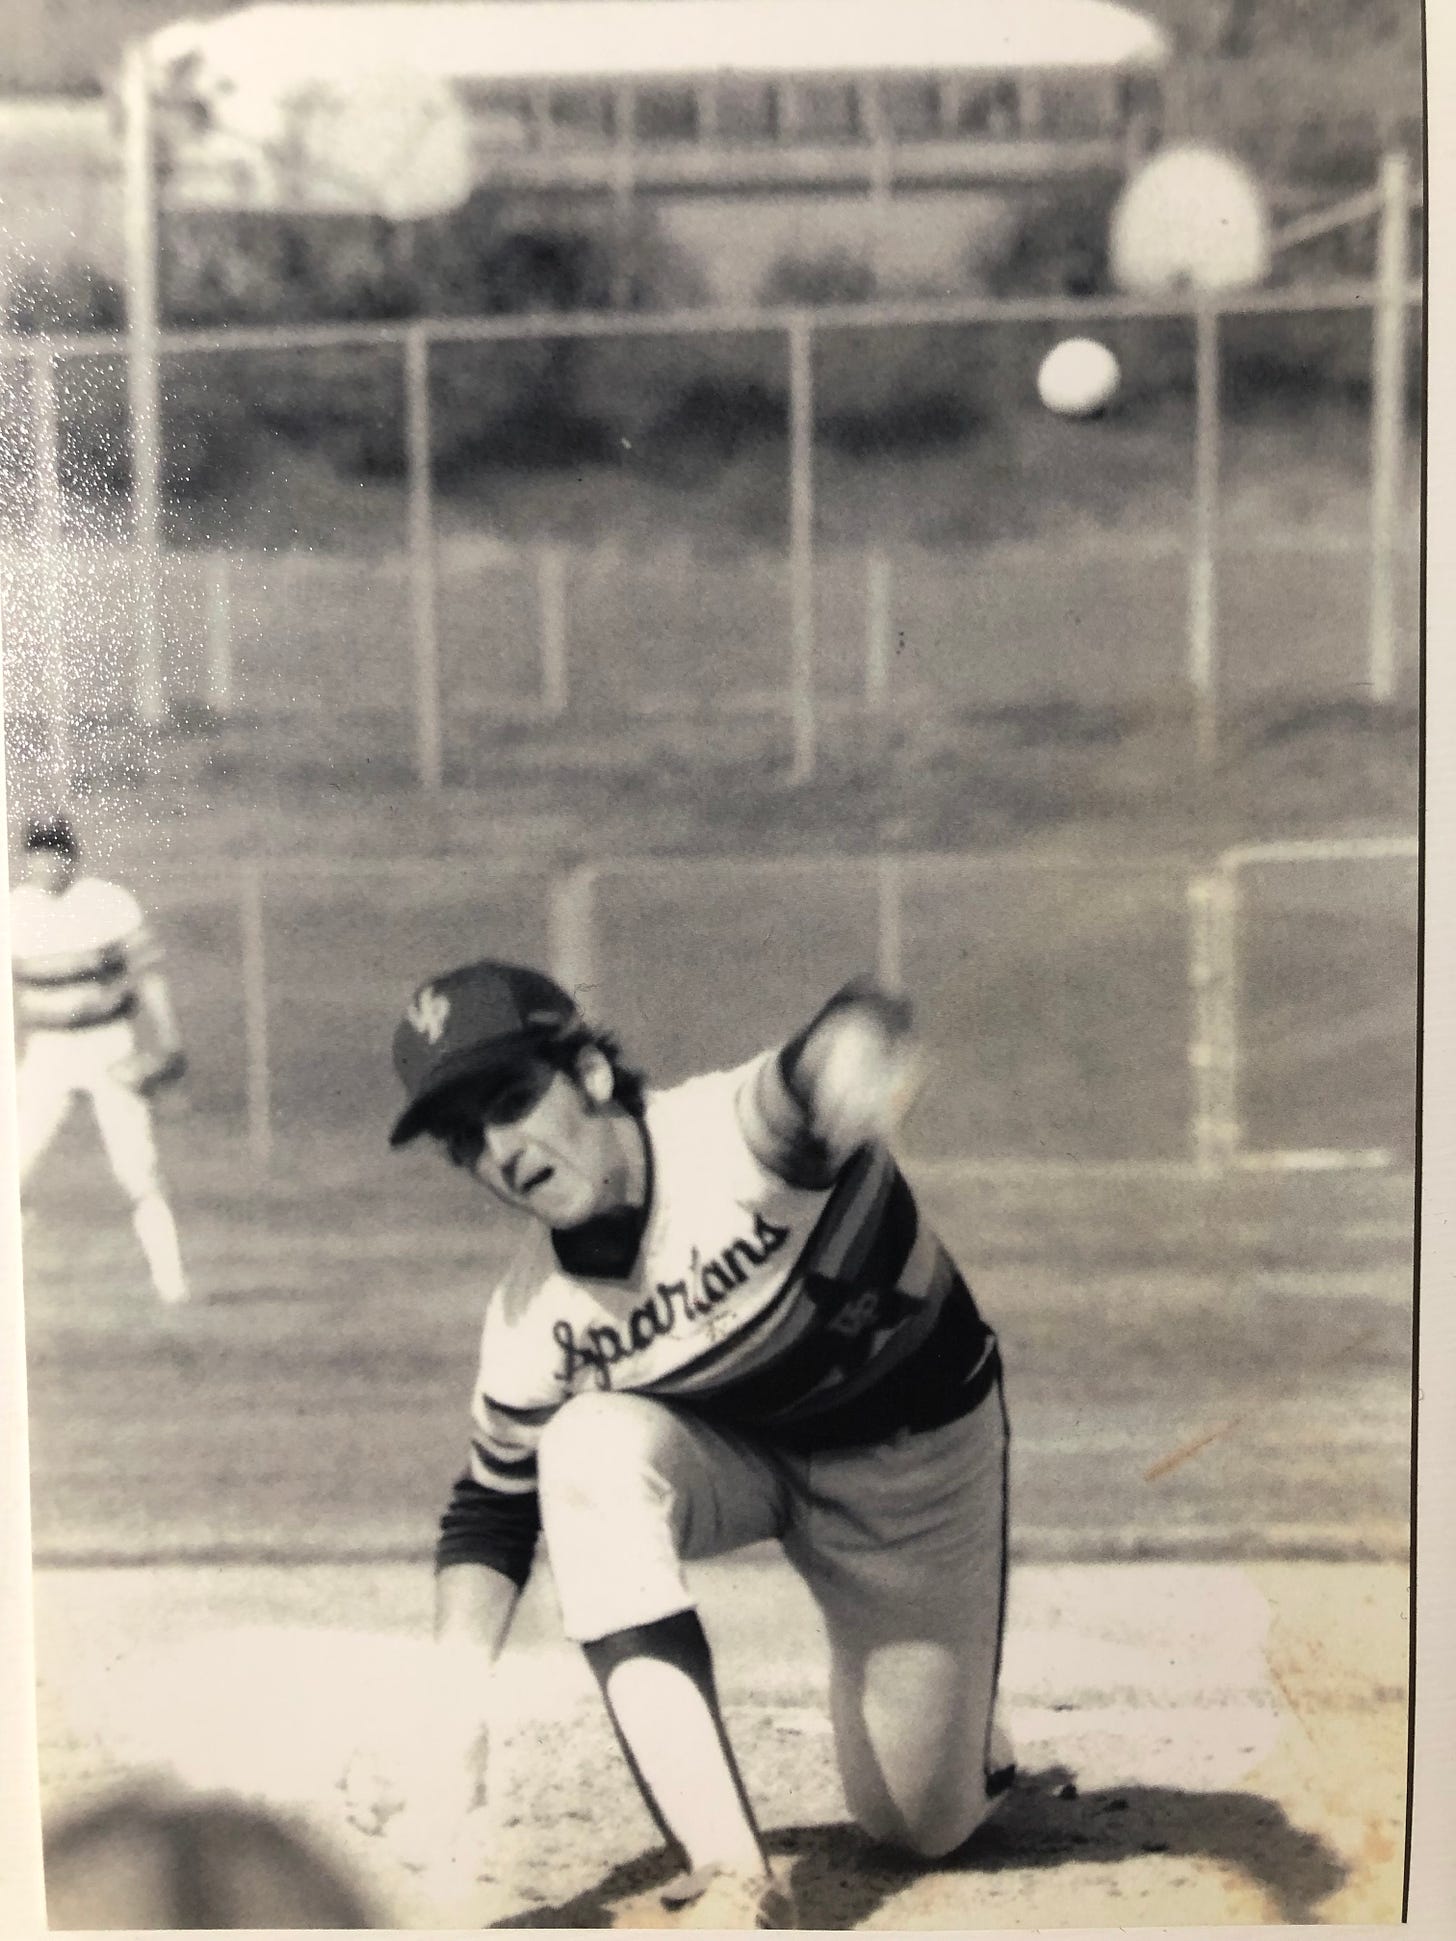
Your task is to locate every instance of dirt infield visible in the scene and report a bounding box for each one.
[32,1553,1406,1929]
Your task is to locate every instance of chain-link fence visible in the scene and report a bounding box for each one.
[138,841,1417,1178]
[0,175,1422,802]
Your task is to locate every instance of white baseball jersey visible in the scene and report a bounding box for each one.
[10,875,160,1031]
[438,1052,998,1582]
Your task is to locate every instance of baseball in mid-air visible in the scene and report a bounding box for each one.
[1037,338,1121,419]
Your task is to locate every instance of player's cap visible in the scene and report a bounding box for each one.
[24,811,78,857]
[389,959,579,1147]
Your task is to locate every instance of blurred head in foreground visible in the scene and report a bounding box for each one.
[45,1786,381,1930]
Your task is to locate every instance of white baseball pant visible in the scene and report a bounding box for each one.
[535,1385,1011,1858]
[16,1020,185,1302]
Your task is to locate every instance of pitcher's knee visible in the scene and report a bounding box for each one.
[536,1393,695,1643]
[537,1391,678,1522]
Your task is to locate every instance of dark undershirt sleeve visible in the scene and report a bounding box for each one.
[434,1471,542,1588]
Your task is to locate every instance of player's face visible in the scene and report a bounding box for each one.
[430,1058,628,1229]
[29,849,75,894]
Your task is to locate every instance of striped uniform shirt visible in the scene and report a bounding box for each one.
[437,1034,998,1585]
[10,877,161,1031]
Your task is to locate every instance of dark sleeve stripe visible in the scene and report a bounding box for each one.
[14,951,128,987]
[803,1149,907,1287]
[481,1391,557,1427]
[829,1168,920,1294]
[435,1471,541,1587]
[470,1436,539,1486]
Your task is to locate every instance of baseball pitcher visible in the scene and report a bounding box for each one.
[388,959,1013,1928]
[10,814,190,1306]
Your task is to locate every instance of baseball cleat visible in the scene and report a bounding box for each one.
[986,1718,1018,1799]
[658,1862,797,1929]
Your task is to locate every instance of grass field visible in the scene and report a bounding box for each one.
[21,1153,1412,1568]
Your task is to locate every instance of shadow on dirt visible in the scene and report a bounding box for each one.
[497,1844,680,1929]
[497,1766,1347,1929]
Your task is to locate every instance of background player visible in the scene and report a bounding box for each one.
[10,813,190,1307]
[388,959,1014,1928]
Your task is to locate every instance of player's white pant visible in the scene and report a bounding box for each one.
[16,1021,187,1304]
[536,1384,1011,1859]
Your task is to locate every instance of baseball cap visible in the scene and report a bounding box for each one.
[389,959,579,1147]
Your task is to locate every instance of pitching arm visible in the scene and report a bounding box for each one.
[738,978,922,1186]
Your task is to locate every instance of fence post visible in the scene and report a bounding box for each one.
[862,81,893,289]
[1189,302,1221,762]
[1368,149,1411,705]
[1187,867,1238,1172]
[239,862,272,1169]
[205,553,232,713]
[865,548,893,710]
[611,88,636,309]
[549,864,600,1009]
[32,341,70,798]
[876,852,904,989]
[537,544,569,716]
[120,39,166,728]
[404,326,444,790]
[275,548,295,673]
[1214,864,1241,1161]
[787,313,817,784]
